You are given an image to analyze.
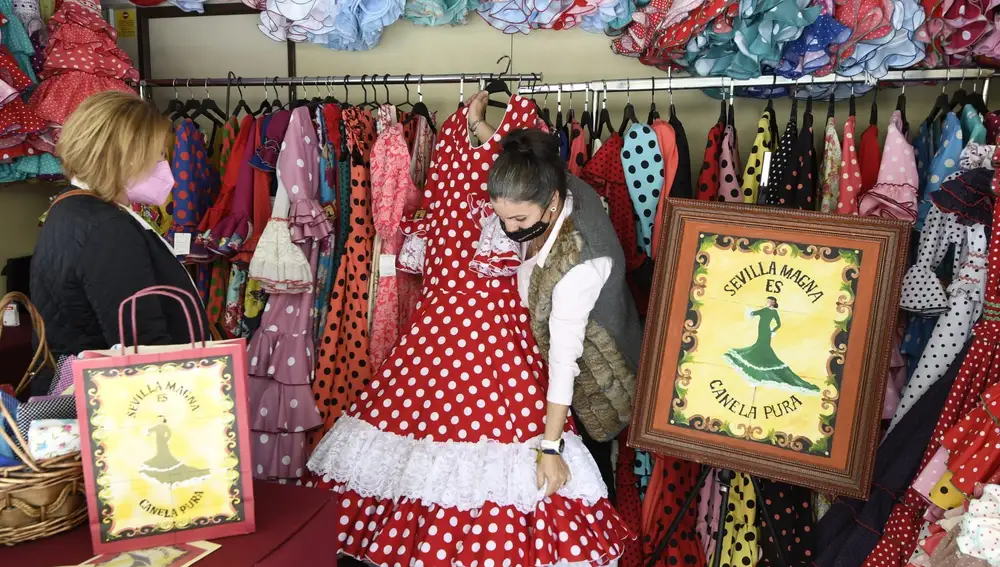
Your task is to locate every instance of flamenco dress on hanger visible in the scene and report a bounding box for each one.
[818,106,842,213]
[858,149,1000,567]
[307,95,631,567]
[740,104,778,204]
[247,106,331,481]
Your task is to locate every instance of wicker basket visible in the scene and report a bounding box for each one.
[0,291,87,546]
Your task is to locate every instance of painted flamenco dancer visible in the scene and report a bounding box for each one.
[138,416,211,486]
[723,296,819,393]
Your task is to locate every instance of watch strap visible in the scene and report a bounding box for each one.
[539,439,564,453]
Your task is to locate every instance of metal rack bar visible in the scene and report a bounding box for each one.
[518,68,995,94]
[139,73,542,88]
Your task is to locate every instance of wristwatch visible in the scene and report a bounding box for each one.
[539,438,565,455]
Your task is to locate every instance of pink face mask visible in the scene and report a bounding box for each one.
[127,160,174,206]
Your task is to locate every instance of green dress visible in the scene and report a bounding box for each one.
[138,422,210,486]
[723,307,819,393]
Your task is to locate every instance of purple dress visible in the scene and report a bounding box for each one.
[246,107,331,481]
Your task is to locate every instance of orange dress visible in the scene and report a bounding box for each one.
[310,107,377,447]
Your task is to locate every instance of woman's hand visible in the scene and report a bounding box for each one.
[537,453,570,497]
[468,90,489,124]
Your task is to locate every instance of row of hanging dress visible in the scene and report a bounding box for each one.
[547,83,1000,567]
[245,100,437,480]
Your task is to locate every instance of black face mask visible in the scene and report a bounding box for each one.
[501,218,549,243]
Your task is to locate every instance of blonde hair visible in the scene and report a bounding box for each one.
[56,91,173,202]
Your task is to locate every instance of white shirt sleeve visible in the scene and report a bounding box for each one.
[545,256,613,406]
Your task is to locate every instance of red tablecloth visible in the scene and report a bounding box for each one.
[2,480,339,567]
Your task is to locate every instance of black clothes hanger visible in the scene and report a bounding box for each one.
[188,81,227,126]
[849,85,857,117]
[869,88,878,126]
[269,77,284,110]
[555,87,564,131]
[595,83,615,140]
[924,87,951,125]
[401,75,436,134]
[322,77,339,104]
[484,56,515,110]
[253,78,274,117]
[340,76,353,108]
[567,90,576,125]
[895,81,907,131]
[163,80,185,117]
[580,97,593,141]
[171,80,201,120]
[647,79,659,124]
[537,91,552,129]
[229,73,253,118]
[827,91,835,120]
[617,81,639,137]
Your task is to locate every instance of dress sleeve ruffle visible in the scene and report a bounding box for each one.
[470,214,521,278]
[248,217,313,293]
[288,198,332,242]
[900,266,950,314]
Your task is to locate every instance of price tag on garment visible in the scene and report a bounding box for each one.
[2,304,19,327]
[379,254,397,278]
[760,151,773,187]
[173,233,191,256]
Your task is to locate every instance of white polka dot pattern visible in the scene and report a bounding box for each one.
[307,96,633,566]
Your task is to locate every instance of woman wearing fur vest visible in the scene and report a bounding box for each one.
[484,124,644,504]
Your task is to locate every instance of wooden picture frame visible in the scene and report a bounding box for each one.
[630,200,911,499]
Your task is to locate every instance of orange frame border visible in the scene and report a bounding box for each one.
[629,200,910,499]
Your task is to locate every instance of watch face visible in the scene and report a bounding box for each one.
[558,438,565,453]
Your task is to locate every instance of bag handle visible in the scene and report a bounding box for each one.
[0,292,56,397]
[117,286,207,354]
[46,189,97,215]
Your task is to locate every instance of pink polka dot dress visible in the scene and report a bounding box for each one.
[306,96,632,567]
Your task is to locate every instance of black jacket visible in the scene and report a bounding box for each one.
[31,192,209,362]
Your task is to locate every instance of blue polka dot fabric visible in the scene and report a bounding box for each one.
[621,123,664,256]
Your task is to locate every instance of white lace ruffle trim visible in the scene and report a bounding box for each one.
[307,415,609,514]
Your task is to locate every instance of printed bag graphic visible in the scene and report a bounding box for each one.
[73,286,255,554]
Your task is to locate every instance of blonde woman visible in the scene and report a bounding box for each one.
[31,91,206,392]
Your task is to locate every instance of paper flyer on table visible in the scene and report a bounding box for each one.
[76,540,220,566]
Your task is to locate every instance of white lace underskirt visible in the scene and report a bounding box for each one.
[307,415,609,515]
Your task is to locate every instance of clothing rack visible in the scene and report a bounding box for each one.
[138,73,542,98]
[517,68,994,95]
[520,68,993,132]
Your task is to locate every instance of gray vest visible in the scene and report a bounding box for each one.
[526,175,643,441]
[565,176,643,369]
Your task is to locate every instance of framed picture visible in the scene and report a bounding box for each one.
[630,200,911,498]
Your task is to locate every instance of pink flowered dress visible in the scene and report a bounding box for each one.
[819,116,842,213]
[370,122,420,370]
[246,106,331,481]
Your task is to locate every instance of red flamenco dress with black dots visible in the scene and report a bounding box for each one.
[307,95,632,567]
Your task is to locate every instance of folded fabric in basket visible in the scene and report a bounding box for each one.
[28,419,79,461]
[0,390,21,461]
[15,393,76,441]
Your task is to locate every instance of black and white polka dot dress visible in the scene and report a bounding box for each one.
[886,204,988,436]
[761,103,797,206]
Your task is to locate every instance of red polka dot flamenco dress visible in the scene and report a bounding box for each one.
[307,95,633,567]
